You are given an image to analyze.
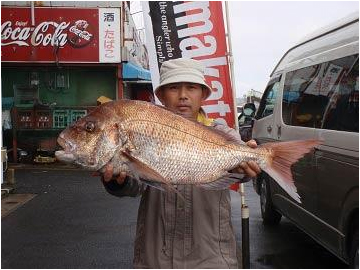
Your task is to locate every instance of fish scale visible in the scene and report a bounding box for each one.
[119,100,267,183]
[125,116,254,184]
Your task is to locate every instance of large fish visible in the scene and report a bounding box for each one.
[55,99,320,203]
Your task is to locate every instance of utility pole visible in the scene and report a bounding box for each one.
[225,2,250,269]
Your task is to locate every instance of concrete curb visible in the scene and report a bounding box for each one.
[8,163,81,171]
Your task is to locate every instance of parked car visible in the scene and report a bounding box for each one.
[250,12,359,268]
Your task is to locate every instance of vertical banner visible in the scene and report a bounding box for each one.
[143,1,235,127]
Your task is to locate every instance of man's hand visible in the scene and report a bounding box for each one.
[93,163,127,185]
[233,139,261,178]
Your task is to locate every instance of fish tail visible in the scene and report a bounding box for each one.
[261,139,321,203]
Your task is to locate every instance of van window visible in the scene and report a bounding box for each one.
[321,56,358,132]
[282,54,359,132]
[256,77,280,120]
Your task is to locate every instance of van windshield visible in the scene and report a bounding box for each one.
[256,77,281,120]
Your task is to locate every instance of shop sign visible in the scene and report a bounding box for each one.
[143,1,235,127]
[1,7,120,63]
[99,8,121,62]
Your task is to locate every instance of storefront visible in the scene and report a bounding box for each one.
[122,62,153,101]
[1,4,152,162]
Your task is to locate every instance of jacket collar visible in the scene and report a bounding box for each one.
[197,109,214,127]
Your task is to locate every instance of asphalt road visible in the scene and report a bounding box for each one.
[231,187,348,268]
[1,167,348,268]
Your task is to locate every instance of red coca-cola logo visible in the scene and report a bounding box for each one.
[67,20,94,48]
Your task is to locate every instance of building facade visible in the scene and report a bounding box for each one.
[1,1,152,162]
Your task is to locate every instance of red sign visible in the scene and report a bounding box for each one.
[1,7,120,63]
[191,2,235,128]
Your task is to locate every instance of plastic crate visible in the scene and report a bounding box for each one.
[35,110,52,129]
[53,110,70,128]
[70,110,87,124]
[17,109,34,128]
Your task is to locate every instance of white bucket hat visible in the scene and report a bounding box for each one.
[154,58,212,100]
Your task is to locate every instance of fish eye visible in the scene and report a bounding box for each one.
[85,121,95,132]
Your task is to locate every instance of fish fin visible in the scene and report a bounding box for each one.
[163,184,185,201]
[199,173,246,190]
[155,104,241,145]
[140,179,166,192]
[154,104,200,123]
[121,151,185,200]
[121,151,167,183]
[202,124,243,145]
[154,104,177,114]
[261,139,322,203]
[141,178,184,201]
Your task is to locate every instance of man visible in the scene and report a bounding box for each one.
[102,58,260,268]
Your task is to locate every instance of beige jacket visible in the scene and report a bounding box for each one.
[103,118,243,268]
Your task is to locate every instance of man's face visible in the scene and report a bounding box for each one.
[158,82,207,120]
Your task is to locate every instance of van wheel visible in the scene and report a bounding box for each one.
[260,178,281,225]
[350,229,359,268]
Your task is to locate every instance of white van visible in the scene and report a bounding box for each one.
[250,12,359,267]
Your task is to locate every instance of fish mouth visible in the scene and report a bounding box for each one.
[55,150,76,163]
[55,136,76,163]
[55,136,99,169]
[57,136,75,153]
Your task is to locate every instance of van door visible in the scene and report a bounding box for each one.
[313,54,359,253]
[252,76,281,144]
[274,64,318,220]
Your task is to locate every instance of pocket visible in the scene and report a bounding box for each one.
[218,191,237,264]
[162,191,176,257]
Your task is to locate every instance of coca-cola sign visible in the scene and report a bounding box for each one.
[2,21,70,47]
[1,7,120,63]
[67,20,94,48]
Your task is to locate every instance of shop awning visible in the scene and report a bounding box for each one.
[122,62,151,81]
